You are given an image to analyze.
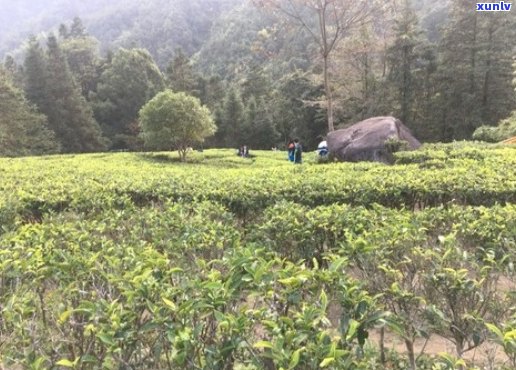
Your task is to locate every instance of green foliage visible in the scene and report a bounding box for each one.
[165,48,199,96]
[2,0,516,147]
[215,87,245,147]
[243,96,278,149]
[92,48,165,149]
[0,67,58,156]
[0,144,514,368]
[435,1,516,140]
[23,35,107,153]
[472,125,501,143]
[473,111,516,142]
[139,90,216,161]
[45,34,106,152]
[386,0,423,129]
[384,137,410,154]
[59,19,102,98]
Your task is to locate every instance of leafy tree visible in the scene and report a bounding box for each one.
[92,48,165,149]
[139,90,216,161]
[254,0,375,132]
[59,18,102,98]
[0,67,58,156]
[241,65,272,101]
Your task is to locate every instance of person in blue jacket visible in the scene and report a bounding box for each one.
[293,138,302,164]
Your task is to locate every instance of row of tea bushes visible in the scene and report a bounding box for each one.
[1,200,514,369]
[1,146,515,231]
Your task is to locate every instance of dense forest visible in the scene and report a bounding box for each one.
[1,0,515,156]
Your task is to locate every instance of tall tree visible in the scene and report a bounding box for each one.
[59,18,102,98]
[216,87,245,147]
[271,72,325,148]
[23,36,48,109]
[165,48,198,96]
[139,90,216,161]
[196,74,225,110]
[254,0,375,132]
[30,34,106,152]
[243,96,278,149]
[3,55,23,88]
[70,17,87,38]
[386,0,421,128]
[435,0,515,140]
[92,48,165,149]
[0,67,58,156]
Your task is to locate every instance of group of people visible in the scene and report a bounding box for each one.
[287,138,328,164]
[287,139,303,164]
[237,145,249,157]
[237,138,328,164]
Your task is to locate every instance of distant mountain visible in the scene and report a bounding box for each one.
[0,0,240,66]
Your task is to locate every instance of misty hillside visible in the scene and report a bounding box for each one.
[0,0,240,65]
[0,0,453,66]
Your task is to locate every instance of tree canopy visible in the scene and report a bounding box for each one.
[139,90,216,161]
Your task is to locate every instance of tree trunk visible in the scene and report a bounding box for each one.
[404,338,416,370]
[323,55,334,132]
[178,147,187,162]
[469,13,478,94]
[379,327,386,365]
[454,336,466,370]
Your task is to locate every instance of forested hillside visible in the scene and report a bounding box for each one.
[1,0,515,156]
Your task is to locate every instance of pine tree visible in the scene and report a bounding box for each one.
[386,0,421,129]
[59,23,70,39]
[216,87,245,147]
[23,36,49,109]
[0,67,58,156]
[435,0,515,140]
[197,74,224,110]
[4,55,23,87]
[165,48,198,96]
[70,17,86,38]
[42,34,106,152]
[477,13,515,125]
[243,96,278,149]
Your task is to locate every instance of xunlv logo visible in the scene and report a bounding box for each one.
[476,1,512,11]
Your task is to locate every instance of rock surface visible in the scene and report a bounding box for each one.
[327,116,421,163]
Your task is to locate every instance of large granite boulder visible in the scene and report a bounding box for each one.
[327,116,421,163]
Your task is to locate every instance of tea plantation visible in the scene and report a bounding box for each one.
[0,144,515,369]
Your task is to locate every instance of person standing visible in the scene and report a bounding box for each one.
[293,138,302,164]
[287,139,295,162]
